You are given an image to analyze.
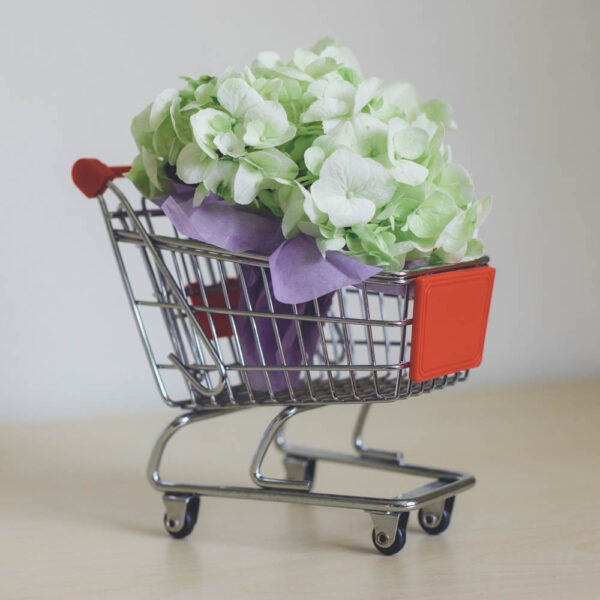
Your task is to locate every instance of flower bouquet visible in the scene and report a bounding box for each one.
[126,38,491,391]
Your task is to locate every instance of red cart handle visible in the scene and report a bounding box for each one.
[71,158,130,198]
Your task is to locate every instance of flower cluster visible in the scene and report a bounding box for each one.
[128,38,490,270]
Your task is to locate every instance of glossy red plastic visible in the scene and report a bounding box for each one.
[185,279,240,339]
[409,266,495,382]
[71,158,130,198]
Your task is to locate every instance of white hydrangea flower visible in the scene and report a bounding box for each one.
[311,149,395,227]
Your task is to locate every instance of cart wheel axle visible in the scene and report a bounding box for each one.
[163,494,200,539]
[418,496,455,535]
[371,511,409,555]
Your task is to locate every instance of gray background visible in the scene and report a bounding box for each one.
[1,0,598,421]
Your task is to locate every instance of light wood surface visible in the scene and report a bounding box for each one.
[1,380,598,599]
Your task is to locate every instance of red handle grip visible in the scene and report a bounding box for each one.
[71,158,130,198]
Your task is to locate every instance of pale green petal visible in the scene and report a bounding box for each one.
[214,132,246,158]
[295,182,327,224]
[253,50,282,69]
[304,146,326,175]
[297,221,322,237]
[354,77,381,113]
[316,237,346,255]
[301,97,348,123]
[194,81,216,105]
[193,183,209,206]
[476,194,492,228]
[131,105,153,150]
[149,88,179,129]
[242,148,298,182]
[310,37,337,54]
[351,114,387,160]
[280,187,306,237]
[464,238,484,259]
[438,210,476,254]
[422,99,456,130]
[217,77,263,117]
[233,162,262,205]
[190,108,233,158]
[320,44,361,72]
[204,160,237,198]
[315,192,376,227]
[406,190,457,238]
[141,147,160,188]
[293,48,318,71]
[311,150,394,226]
[170,96,193,144]
[390,160,429,185]
[440,162,474,207]
[388,117,429,161]
[152,117,177,158]
[304,57,338,79]
[243,101,296,148]
[176,143,213,184]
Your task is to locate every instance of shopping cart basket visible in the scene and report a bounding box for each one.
[72,158,495,555]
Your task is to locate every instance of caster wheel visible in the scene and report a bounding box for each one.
[283,455,316,490]
[372,512,409,556]
[418,496,455,535]
[163,495,199,539]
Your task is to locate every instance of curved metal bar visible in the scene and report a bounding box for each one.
[353,404,403,463]
[147,409,240,489]
[107,182,227,397]
[250,405,320,491]
[168,353,221,396]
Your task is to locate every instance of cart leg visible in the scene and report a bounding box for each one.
[249,405,319,491]
[147,408,237,491]
[353,404,403,463]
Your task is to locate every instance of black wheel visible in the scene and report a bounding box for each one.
[372,512,409,556]
[164,495,200,539]
[418,497,454,535]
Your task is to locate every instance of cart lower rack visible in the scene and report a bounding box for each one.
[73,159,495,555]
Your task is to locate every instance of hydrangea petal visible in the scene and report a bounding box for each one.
[176,143,213,184]
[390,160,429,185]
[217,77,263,117]
[149,88,179,129]
[233,162,263,205]
[214,132,246,158]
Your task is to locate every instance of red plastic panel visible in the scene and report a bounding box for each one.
[409,266,495,382]
[185,279,240,339]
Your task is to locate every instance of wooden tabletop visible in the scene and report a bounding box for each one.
[1,379,598,599]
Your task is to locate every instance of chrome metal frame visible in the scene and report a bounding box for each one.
[93,180,487,552]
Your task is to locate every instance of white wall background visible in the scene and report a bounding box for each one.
[1,0,598,421]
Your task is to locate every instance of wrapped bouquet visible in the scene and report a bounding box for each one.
[127,38,491,284]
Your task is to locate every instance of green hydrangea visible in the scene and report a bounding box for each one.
[127,38,491,270]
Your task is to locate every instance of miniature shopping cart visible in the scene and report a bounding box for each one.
[72,159,495,555]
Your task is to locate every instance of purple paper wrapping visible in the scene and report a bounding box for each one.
[236,265,334,392]
[156,186,381,392]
